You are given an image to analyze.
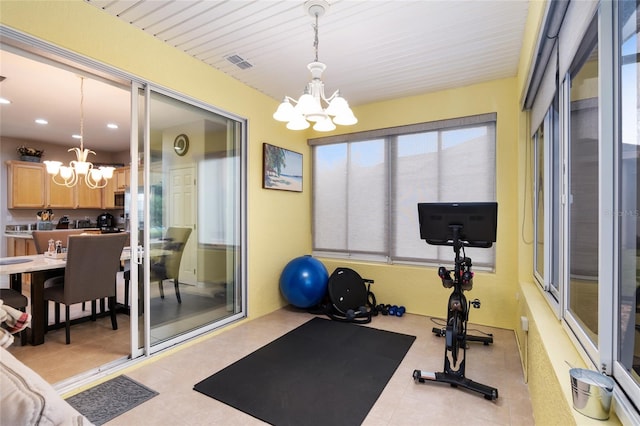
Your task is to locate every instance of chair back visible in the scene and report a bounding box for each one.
[31,229,88,253]
[158,227,192,279]
[63,233,128,304]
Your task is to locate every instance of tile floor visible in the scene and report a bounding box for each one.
[99,307,535,425]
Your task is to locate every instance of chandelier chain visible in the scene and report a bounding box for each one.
[79,76,84,151]
[313,13,319,63]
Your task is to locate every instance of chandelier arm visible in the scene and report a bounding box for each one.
[84,173,107,189]
[51,171,77,188]
[324,89,341,103]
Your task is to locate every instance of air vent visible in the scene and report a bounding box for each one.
[225,54,253,70]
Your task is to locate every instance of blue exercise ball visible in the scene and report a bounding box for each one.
[279,255,329,308]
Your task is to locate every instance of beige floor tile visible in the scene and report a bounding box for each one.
[9,307,534,425]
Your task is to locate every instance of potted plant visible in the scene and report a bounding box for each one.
[17,146,44,162]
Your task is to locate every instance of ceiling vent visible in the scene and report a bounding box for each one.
[225,54,253,70]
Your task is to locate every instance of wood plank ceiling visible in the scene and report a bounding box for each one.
[86,0,530,107]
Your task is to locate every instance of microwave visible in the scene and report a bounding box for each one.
[114,191,125,208]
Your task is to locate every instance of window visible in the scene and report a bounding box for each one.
[312,114,496,267]
[565,19,599,347]
[533,83,562,303]
[618,0,640,393]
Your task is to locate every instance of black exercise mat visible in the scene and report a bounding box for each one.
[194,317,415,426]
[66,375,158,425]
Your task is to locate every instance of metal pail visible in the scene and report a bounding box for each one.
[569,368,615,420]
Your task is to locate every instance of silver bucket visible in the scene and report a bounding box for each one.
[570,368,615,420]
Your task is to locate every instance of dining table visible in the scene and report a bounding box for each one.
[1,255,66,345]
[0,248,132,345]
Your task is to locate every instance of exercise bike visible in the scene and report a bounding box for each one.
[412,202,499,401]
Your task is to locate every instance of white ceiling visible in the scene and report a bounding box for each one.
[0,0,530,152]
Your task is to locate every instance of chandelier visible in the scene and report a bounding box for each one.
[43,77,114,189]
[273,0,357,132]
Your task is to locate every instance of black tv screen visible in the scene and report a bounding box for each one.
[417,202,498,248]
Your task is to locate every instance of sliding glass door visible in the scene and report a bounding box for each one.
[133,86,246,353]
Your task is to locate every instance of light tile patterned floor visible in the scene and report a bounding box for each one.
[105,307,534,425]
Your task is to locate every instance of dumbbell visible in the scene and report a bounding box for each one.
[388,305,406,317]
[376,304,390,315]
[346,306,368,320]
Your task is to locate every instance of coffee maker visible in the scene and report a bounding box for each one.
[97,212,115,230]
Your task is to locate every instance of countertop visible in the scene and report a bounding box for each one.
[4,229,103,239]
[4,231,33,239]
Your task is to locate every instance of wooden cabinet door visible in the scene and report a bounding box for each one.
[76,179,103,208]
[116,167,130,190]
[102,174,118,209]
[46,177,75,208]
[7,161,46,208]
[26,239,37,255]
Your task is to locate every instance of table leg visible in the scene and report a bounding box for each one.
[27,269,64,346]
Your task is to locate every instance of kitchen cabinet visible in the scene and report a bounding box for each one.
[76,179,103,208]
[116,167,130,190]
[7,161,46,208]
[46,177,75,208]
[102,174,118,209]
[103,166,129,209]
[7,160,117,210]
[6,236,37,256]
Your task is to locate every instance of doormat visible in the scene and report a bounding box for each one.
[194,317,416,426]
[66,375,158,425]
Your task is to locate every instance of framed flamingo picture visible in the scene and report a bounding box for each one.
[263,143,303,192]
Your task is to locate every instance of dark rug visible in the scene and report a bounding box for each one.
[150,288,225,327]
[194,317,416,426]
[66,375,158,425]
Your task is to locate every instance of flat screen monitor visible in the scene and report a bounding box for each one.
[417,202,498,248]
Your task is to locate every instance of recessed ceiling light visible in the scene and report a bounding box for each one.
[0,97,10,104]
[35,118,48,125]
[107,123,118,129]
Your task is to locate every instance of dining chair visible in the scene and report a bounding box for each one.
[123,227,192,307]
[42,233,128,344]
[33,229,105,315]
[31,229,86,254]
[0,288,29,345]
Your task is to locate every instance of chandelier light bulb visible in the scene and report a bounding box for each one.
[313,116,336,132]
[100,166,115,180]
[325,95,349,116]
[287,114,311,130]
[333,110,358,126]
[273,98,295,122]
[43,160,62,175]
[59,166,74,181]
